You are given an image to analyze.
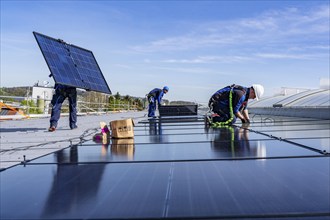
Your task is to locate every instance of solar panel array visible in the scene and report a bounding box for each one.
[1,115,329,219]
[33,32,111,94]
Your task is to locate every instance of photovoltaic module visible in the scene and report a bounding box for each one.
[33,32,111,94]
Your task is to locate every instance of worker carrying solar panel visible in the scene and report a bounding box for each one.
[146,86,169,117]
[208,84,264,126]
[48,84,78,132]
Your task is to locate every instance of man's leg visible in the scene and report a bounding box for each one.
[211,103,236,125]
[148,103,156,117]
[68,89,77,129]
[49,92,65,129]
[148,97,156,117]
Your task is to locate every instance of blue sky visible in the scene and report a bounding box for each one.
[1,0,329,103]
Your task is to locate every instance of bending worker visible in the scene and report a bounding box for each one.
[48,84,78,132]
[147,86,169,117]
[208,84,264,125]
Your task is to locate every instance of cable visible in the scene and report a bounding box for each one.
[235,125,329,155]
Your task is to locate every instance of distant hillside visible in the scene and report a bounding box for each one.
[1,86,182,110]
[0,87,30,97]
[169,101,197,105]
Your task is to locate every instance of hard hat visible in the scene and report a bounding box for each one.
[163,86,169,91]
[252,84,264,100]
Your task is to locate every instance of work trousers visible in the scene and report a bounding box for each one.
[50,87,77,128]
[211,102,237,125]
[148,96,156,117]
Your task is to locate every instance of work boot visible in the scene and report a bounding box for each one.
[70,125,78,130]
[48,126,56,132]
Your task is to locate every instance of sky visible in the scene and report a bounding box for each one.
[1,0,329,103]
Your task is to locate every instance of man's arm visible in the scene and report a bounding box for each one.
[235,111,246,122]
[157,90,164,106]
[233,93,246,122]
[157,96,162,106]
[242,109,250,123]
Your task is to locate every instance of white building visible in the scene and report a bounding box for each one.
[32,86,54,114]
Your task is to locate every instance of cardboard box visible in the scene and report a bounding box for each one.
[110,118,135,138]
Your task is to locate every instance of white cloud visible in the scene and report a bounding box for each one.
[170,83,215,91]
[162,55,254,64]
[114,64,132,69]
[255,53,320,60]
[151,66,211,74]
[131,4,329,53]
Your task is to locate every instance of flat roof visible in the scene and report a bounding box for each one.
[1,112,329,219]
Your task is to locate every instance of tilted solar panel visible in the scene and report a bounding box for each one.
[33,32,111,94]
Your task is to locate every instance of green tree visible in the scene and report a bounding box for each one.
[20,100,43,114]
[114,92,121,100]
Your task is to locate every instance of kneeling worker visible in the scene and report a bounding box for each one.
[208,84,264,125]
[147,86,169,117]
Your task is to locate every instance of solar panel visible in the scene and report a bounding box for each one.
[33,32,111,94]
[1,115,330,219]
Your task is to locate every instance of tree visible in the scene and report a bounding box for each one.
[123,95,131,102]
[114,92,121,100]
[20,100,43,114]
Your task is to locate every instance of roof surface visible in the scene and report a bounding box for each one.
[0,111,329,219]
[249,89,330,108]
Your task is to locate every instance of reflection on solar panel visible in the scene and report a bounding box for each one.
[1,115,329,219]
[33,32,111,94]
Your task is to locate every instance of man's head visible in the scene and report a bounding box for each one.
[163,86,169,94]
[250,84,264,100]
